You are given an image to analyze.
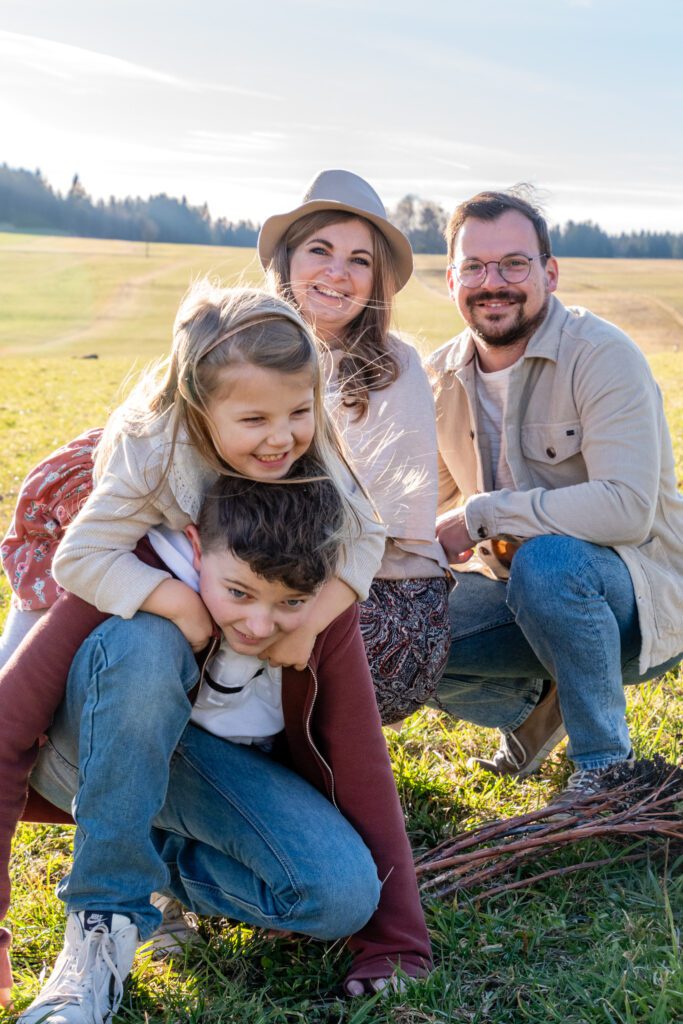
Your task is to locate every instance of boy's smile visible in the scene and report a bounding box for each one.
[186,526,315,658]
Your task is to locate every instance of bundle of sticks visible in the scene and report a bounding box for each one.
[415,756,683,901]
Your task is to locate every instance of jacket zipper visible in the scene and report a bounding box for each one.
[304,664,337,808]
[197,634,221,687]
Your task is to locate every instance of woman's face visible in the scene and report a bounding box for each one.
[288,218,375,343]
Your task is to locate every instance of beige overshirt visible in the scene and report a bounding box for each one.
[427,294,683,673]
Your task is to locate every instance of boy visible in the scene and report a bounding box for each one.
[16,461,430,1024]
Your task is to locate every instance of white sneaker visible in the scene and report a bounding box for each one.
[18,911,139,1024]
[148,894,200,958]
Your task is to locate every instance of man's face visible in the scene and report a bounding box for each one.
[186,526,315,657]
[447,210,559,349]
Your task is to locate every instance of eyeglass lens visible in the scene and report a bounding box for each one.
[457,254,533,286]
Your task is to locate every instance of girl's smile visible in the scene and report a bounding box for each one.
[207,364,315,479]
[289,219,375,342]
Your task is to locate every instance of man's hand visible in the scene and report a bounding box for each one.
[140,578,214,652]
[435,507,475,565]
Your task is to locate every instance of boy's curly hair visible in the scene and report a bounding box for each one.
[197,455,344,593]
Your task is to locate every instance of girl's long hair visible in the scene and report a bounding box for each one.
[267,210,401,419]
[96,282,372,542]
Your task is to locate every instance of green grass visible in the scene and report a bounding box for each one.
[1,236,682,1023]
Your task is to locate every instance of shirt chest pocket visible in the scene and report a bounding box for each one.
[520,422,583,464]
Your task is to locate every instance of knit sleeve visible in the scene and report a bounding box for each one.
[52,432,179,618]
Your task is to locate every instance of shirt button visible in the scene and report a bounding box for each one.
[477,526,488,539]
[546,447,556,458]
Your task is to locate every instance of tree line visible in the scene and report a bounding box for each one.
[1,164,681,258]
[0,164,259,247]
[391,194,683,259]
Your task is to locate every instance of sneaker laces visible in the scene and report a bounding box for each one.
[151,894,199,935]
[563,767,604,796]
[498,730,526,770]
[37,924,126,1024]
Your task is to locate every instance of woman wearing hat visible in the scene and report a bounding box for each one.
[259,169,451,724]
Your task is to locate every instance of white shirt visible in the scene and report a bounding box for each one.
[474,359,515,491]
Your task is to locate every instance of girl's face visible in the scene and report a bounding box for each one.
[288,218,375,342]
[207,363,315,479]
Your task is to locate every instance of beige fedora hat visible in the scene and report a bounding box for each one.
[257,169,413,291]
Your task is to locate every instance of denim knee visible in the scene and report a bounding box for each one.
[79,612,199,698]
[507,535,593,625]
[304,844,380,940]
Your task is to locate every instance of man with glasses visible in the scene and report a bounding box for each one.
[428,188,683,806]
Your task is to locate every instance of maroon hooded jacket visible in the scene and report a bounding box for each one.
[0,546,430,999]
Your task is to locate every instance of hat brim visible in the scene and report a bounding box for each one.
[257,199,414,292]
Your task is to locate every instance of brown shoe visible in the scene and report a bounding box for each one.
[467,681,566,778]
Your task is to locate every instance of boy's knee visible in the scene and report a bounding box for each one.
[306,846,380,940]
[75,612,199,695]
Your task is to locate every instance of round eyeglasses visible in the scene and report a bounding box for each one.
[450,253,548,288]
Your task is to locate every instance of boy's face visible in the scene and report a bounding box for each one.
[186,526,316,657]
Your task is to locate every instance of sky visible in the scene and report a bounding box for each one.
[1,0,682,233]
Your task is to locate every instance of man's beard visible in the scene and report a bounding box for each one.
[466,289,549,348]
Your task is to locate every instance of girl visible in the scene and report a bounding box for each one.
[0,282,387,1003]
[259,168,451,723]
[51,282,384,659]
[2,284,382,665]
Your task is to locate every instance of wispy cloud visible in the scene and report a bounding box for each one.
[0,30,280,100]
[186,130,286,156]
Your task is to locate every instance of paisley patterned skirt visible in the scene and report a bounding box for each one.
[359,576,451,725]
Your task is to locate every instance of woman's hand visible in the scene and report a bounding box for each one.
[140,578,213,651]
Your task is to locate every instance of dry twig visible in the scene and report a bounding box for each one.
[416,756,683,901]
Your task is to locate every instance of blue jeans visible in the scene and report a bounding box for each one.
[436,536,682,771]
[29,613,380,940]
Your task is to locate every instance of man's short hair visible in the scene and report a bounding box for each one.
[197,455,344,593]
[445,185,552,262]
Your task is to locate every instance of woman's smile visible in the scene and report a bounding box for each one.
[289,218,374,340]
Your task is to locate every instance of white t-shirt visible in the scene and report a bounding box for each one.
[147,526,284,746]
[474,359,515,491]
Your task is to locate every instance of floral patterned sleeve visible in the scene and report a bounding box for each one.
[1,428,102,610]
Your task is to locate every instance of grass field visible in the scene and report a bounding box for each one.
[0,235,682,1024]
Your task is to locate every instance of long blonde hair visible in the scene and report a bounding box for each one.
[267,211,401,418]
[96,281,371,539]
